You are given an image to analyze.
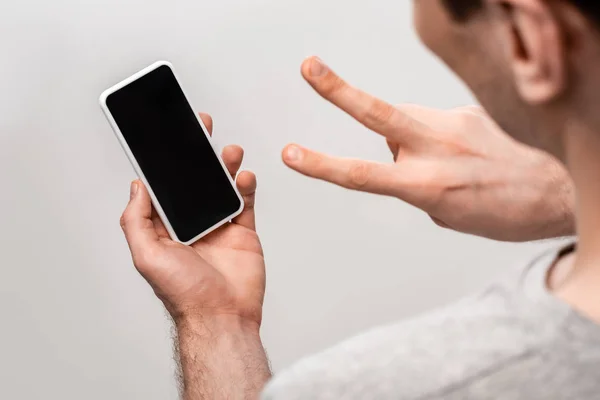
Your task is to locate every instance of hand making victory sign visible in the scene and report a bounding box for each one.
[282,57,575,242]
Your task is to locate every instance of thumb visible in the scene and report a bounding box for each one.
[120,180,161,260]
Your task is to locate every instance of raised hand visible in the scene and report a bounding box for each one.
[282,57,575,242]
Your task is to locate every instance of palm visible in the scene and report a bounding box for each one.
[193,224,265,320]
[148,220,265,322]
[141,167,264,321]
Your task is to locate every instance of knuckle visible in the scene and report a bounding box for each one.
[456,111,477,127]
[308,153,327,177]
[119,213,128,230]
[398,112,420,135]
[430,216,450,229]
[320,75,346,98]
[243,194,256,210]
[363,100,395,128]
[394,103,419,114]
[456,105,485,115]
[451,107,482,129]
[347,162,371,188]
[405,166,446,209]
[440,113,484,157]
[227,229,262,254]
[133,247,158,271]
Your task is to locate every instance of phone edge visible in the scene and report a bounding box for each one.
[99,61,245,246]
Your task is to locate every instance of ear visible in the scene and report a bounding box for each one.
[490,0,566,104]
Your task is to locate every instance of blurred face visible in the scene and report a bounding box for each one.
[412,0,560,153]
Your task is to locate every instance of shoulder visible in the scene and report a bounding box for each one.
[262,251,560,400]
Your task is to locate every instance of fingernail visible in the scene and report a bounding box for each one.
[130,181,139,200]
[309,57,327,77]
[285,145,303,163]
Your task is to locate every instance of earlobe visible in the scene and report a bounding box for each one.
[496,0,566,104]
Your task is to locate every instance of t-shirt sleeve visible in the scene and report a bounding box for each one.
[260,287,545,399]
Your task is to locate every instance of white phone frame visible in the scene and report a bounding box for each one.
[99,60,244,245]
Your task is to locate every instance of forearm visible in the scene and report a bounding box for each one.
[174,315,272,400]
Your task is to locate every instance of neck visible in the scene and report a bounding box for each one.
[565,119,600,262]
[553,117,600,321]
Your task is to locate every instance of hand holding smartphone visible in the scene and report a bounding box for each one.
[100,61,244,245]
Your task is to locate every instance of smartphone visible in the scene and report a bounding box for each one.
[100,61,244,245]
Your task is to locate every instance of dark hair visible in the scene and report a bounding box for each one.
[442,0,600,24]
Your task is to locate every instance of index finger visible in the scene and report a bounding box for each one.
[301,56,427,147]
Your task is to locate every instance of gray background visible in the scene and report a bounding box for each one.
[0,1,553,398]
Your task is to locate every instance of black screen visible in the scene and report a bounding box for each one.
[106,65,241,243]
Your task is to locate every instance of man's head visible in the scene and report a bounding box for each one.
[413,0,600,159]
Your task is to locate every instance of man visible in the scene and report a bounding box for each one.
[118,0,600,398]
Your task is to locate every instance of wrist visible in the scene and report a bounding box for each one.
[559,184,576,237]
[550,169,576,238]
[175,313,262,339]
[532,156,576,239]
[174,312,271,399]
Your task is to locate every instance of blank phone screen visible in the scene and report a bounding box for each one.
[106,65,241,243]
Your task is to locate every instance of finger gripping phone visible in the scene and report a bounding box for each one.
[100,61,244,245]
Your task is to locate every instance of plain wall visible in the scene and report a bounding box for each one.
[0,1,554,398]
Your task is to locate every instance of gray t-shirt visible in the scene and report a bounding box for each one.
[262,245,600,399]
